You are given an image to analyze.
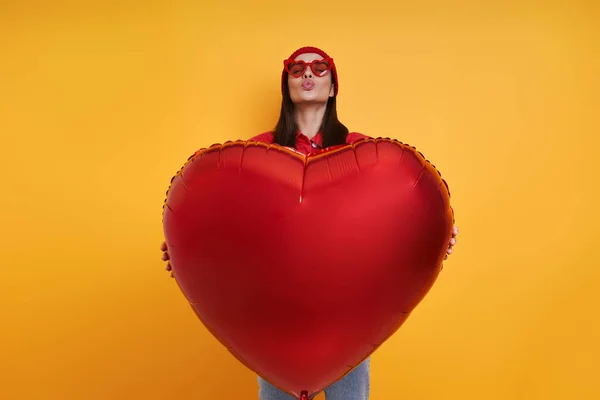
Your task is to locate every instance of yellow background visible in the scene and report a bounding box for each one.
[1,1,598,399]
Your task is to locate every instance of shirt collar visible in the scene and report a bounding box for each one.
[296,130,323,146]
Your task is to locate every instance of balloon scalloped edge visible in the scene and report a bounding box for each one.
[162,136,454,224]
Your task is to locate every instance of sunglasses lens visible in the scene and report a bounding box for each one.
[287,62,305,77]
[311,61,331,76]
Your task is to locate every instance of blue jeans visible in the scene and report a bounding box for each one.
[257,358,370,400]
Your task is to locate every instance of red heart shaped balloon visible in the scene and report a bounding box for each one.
[162,138,453,399]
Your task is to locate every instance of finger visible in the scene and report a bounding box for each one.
[453,226,459,235]
[170,271,175,278]
[162,252,170,261]
[160,241,167,251]
[449,238,456,246]
[447,248,453,255]
[166,262,172,271]
[444,254,448,260]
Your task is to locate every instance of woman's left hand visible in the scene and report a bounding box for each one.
[445,225,458,260]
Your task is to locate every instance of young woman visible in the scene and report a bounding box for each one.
[160,46,459,400]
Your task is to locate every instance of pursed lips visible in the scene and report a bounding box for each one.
[301,79,315,90]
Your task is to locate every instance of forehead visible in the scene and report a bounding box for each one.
[293,52,324,62]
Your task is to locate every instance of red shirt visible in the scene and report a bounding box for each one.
[249,130,370,155]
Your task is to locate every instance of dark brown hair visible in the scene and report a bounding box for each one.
[273,75,349,148]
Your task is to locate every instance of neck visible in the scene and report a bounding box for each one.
[294,103,327,139]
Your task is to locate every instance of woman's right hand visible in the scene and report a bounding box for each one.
[160,241,174,278]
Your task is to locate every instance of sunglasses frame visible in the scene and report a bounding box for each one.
[283,57,335,78]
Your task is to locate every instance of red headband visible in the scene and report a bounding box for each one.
[281,46,339,96]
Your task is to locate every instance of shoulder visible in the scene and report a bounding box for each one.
[346,132,371,144]
[248,131,275,143]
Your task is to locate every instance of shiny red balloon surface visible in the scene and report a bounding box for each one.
[162,138,454,399]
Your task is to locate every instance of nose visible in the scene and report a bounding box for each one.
[303,68,313,78]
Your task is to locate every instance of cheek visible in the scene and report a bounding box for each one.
[317,79,332,91]
[288,77,301,89]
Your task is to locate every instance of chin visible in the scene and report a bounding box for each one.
[292,92,327,104]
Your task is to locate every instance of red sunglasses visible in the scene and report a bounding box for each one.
[284,57,334,78]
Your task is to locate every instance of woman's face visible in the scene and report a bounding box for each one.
[287,52,334,105]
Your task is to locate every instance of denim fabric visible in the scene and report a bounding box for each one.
[257,358,370,400]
